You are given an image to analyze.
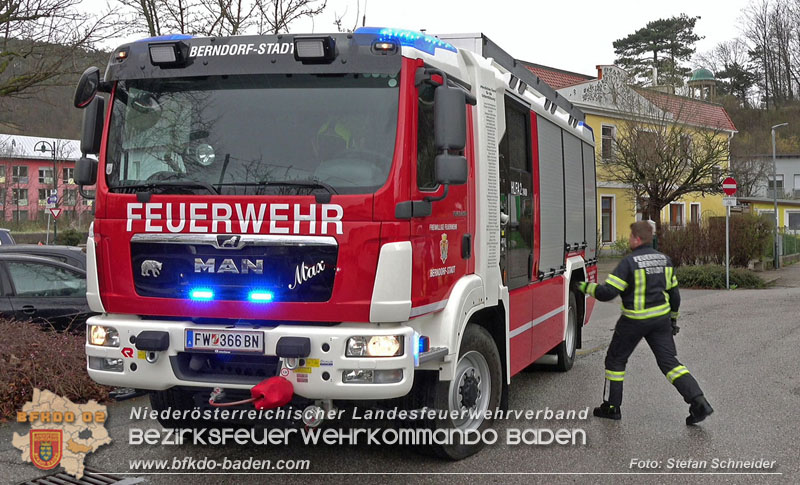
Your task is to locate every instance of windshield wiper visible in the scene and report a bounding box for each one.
[109,181,220,198]
[218,180,338,202]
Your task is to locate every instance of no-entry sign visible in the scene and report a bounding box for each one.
[722,177,737,196]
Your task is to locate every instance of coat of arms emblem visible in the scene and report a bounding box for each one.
[30,429,62,470]
[440,233,448,264]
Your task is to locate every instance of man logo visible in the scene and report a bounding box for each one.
[217,235,242,249]
[30,430,62,470]
[141,260,162,277]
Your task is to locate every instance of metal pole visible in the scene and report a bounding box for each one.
[772,123,789,270]
[726,205,730,290]
[52,143,57,245]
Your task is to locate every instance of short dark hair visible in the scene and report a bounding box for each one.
[630,221,654,245]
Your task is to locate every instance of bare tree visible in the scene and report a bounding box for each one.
[729,156,772,197]
[255,0,326,35]
[600,95,729,231]
[0,0,122,99]
[333,0,361,33]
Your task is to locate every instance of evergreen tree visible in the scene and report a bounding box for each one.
[613,14,702,87]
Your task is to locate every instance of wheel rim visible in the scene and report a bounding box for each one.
[449,350,492,430]
[566,304,577,359]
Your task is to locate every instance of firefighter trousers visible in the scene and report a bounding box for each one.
[603,314,703,407]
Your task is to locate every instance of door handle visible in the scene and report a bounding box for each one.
[22,305,36,315]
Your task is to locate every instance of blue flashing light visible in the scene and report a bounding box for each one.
[136,34,193,43]
[248,291,274,302]
[418,335,429,354]
[355,27,457,55]
[189,288,214,301]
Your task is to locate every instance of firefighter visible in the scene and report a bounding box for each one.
[313,118,356,160]
[575,221,713,425]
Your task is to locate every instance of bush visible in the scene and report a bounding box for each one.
[56,228,85,246]
[0,320,111,421]
[660,214,771,267]
[675,264,766,289]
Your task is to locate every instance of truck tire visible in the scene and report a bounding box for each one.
[555,292,578,372]
[425,323,503,460]
[150,388,195,428]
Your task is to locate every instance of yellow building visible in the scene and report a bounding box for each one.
[524,63,738,246]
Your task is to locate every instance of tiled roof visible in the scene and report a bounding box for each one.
[0,134,81,160]
[633,88,738,133]
[521,62,595,90]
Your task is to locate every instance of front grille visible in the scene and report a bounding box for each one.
[171,352,279,385]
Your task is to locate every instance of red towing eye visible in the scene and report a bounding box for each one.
[207,376,294,409]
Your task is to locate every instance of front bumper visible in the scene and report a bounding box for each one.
[85,314,415,400]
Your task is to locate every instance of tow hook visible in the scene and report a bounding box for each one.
[207,377,294,409]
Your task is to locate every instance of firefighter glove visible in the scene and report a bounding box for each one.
[671,319,680,336]
[575,281,588,294]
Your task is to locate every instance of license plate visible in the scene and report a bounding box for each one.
[185,329,264,353]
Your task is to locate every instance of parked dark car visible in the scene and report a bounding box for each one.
[0,228,15,245]
[0,245,87,270]
[0,254,93,330]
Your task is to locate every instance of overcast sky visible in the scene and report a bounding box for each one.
[92,0,756,75]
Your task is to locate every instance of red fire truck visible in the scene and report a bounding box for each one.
[75,28,597,458]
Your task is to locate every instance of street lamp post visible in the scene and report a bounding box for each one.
[34,140,58,244]
[772,123,789,269]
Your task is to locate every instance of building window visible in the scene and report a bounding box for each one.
[601,125,615,162]
[669,203,684,226]
[601,196,614,242]
[690,203,700,224]
[12,166,28,184]
[63,167,75,184]
[14,210,28,222]
[0,188,5,206]
[768,175,784,198]
[64,189,77,206]
[793,174,800,199]
[38,167,54,184]
[12,188,28,205]
[787,212,800,230]
[38,189,49,205]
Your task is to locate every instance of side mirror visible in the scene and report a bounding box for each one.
[434,86,467,151]
[75,157,98,186]
[81,96,105,155]
[74,67,100,108]
[435,154,468,185]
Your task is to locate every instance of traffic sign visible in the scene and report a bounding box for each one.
[722,177,737,196]
[723,197,737,207]
[46,195,58,205]
[49,208,62,219]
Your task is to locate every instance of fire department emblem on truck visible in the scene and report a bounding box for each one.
[141,260,162,277]
[440,234,449,264]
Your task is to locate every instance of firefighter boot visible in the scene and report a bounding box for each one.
[686,395,714,425]
[593,401,621,420]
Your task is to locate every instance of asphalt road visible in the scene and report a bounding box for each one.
[3,285,798,484]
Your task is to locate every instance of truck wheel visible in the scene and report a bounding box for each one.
[150,388,195,428]
[430,323,503,460]
[555,292,578,372]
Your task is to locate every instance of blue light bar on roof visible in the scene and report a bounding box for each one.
[355,27,457,55]
[136,34,193,43]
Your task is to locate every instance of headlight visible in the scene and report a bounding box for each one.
[89,325,119,347]
[346,336,403,357]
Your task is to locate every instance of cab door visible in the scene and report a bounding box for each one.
[408,80,472,317]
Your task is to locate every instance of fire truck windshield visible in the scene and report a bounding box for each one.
[105,73,400,195]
